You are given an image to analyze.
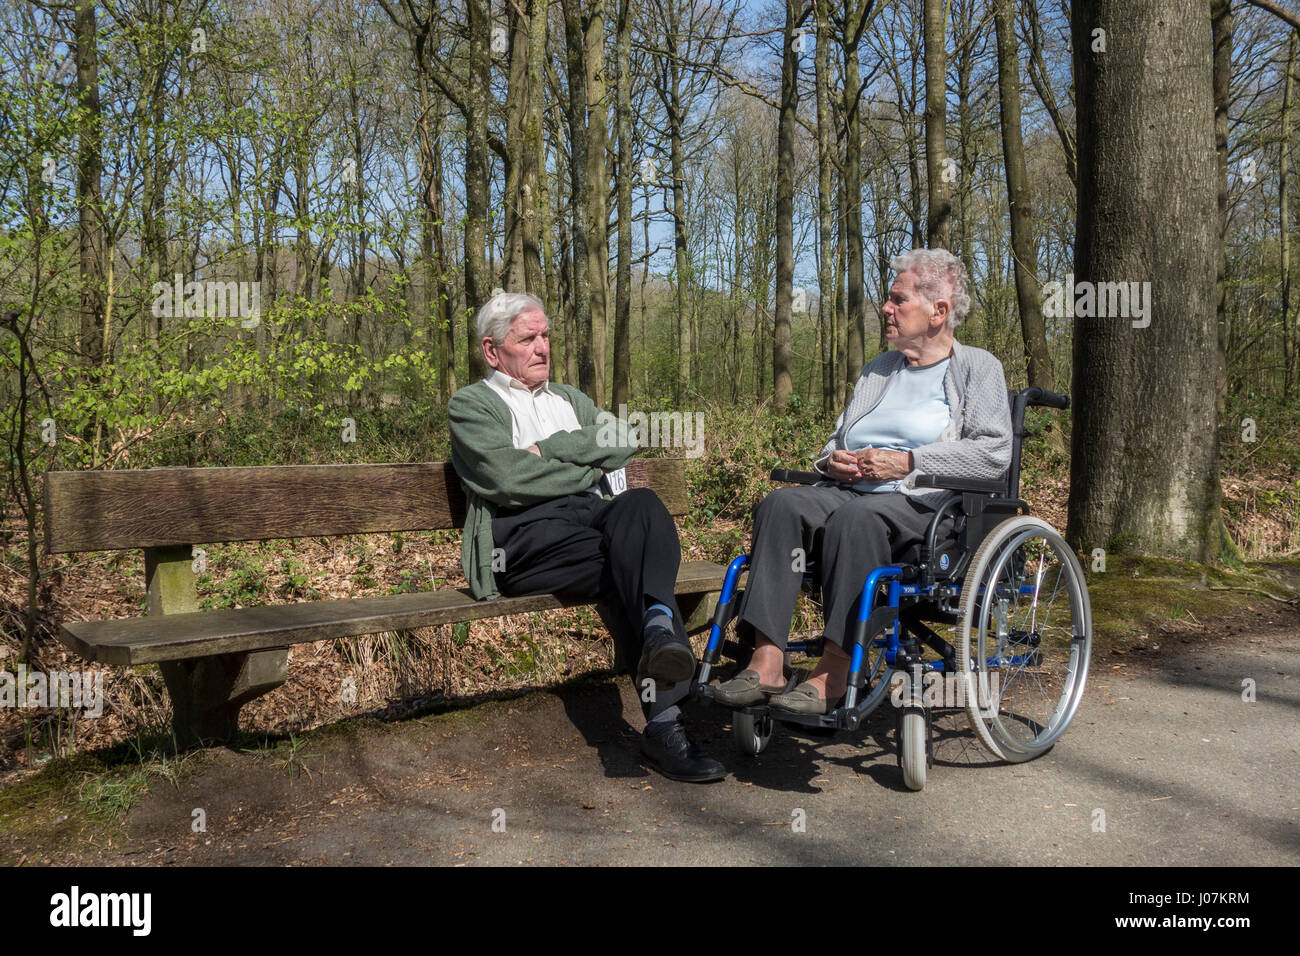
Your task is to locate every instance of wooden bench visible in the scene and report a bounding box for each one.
[43,459,727,746]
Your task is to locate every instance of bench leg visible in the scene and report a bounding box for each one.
[159,648,289,747]
[678,591,721,637]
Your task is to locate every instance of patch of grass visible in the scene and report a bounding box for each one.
[240,731,321,782]
[0,730,201,861]
[1086,555,1297,651]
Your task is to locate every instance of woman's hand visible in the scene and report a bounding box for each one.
[825,449,863,482]
[855,448,913,482]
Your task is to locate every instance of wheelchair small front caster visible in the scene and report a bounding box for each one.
[897,705,932,791]
[733,710,774,755]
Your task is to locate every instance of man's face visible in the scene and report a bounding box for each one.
[483,308,551,389]
[882,270,947,346]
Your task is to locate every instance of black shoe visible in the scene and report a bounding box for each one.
[637,625,696,685]
[641,722,726,783]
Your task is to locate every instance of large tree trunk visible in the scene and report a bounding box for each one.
[773,0,798,411]
[995,0,1052,387]
[923,0,950,248]
[1068,0,1227,562]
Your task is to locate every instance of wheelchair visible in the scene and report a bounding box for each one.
[693,387,1092,790]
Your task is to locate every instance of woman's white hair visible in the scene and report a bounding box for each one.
[890,248,971,330]
[476,291,546,343]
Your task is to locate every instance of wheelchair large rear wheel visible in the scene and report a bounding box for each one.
[957,516,1091,762]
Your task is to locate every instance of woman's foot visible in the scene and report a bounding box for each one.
[745,634,786,687]
[770,642,851,713]
[768,681,839,715]
[713,669,786,707]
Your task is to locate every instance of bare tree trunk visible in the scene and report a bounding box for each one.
[1069,0,1227,561]
[995,0,1052,387]
[667,41,691,404]
[75,0,105,371]
[773,0,798,411]
[583,0,609,403]
[923,0,950,248]
[612,0,633,407]
[464,0,491,381]
[841,7,867,402]
[433,107,456,396]
[1281,33,1294,400]
[815,0,835,414]
[561,0,592,394]
[523,0,547,294]
[502,0,530,292]
[1212,0,1232,414]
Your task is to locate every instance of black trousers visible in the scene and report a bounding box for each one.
[491,488,689,720]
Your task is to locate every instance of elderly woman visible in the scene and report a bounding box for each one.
[714,248,1012,715]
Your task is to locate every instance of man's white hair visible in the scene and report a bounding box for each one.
[890,248,971,330]
[476,291,546,343]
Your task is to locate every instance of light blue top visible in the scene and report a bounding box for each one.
[845,357,951,493]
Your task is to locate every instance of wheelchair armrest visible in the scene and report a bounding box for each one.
[914,474,1007,495]
[769,468,824,485]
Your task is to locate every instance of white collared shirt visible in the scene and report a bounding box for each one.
[484,369,583,449]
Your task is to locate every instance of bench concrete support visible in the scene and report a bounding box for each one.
[159,649,289,747]
[146,545,287,747]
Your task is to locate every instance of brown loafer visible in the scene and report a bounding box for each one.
[713,669,786,707]
[769,682,842,715]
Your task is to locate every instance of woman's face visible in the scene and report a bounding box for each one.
[882,270,947,348]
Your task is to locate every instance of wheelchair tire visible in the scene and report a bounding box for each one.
[957,516,1092,763]
[899,706,928,791]
[733,711,773,756]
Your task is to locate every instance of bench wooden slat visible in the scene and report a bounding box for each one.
[62,560,729,666]
[44,457,689,554]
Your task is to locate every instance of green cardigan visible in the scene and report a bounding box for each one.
[448,380,642,600]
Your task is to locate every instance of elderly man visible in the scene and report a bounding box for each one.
[714,248,1013,714]
[448,291,725,783]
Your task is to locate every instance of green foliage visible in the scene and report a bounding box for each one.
[686,400,834,525]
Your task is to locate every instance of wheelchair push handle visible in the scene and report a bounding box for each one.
[1021,387,1069,410]
[769,468,823,485]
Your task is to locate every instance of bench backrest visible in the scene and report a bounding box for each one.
[44,458,689,554]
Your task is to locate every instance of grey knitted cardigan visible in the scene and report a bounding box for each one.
[812,340,1013,501]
